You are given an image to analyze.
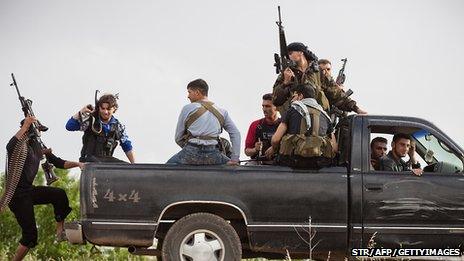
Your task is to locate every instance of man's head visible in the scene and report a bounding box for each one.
[287,42,318,64]
[287,42,307,63]
[187,78,208,102]
[97,94,118,122]
[391,133,411,158]
[289,84,316,102]
[262,93,277,120]
[371,137,388,160]
[318,59,332,77]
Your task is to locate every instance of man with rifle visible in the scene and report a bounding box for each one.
[272,7,367,116]
[1,74,83,261]
[65,92,135,163]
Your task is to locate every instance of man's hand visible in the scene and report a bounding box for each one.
[408,141,416,157]
[408,141,418,164]
[226,160,239,166]
[283,68,295,85]
[16,116,37,138]
[412,168,423,176]
[370,158,379,170]
[356,107,368,114]
[80,104,94,114]
[78,162,85,170]
[42,148,53,155]
[254,141,263,155]
[23,116,37,128]
[264,147,274,159]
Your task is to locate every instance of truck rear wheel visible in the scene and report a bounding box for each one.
[161,212,241,261]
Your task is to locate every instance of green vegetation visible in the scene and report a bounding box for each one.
[0,169,292,260]
[0,169,145,260]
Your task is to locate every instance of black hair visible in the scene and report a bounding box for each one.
[97,94,119,110]
[262,93,273,101]
[289,84,316,99]
[318,59,331,65]
[392,133,411,143]
[187,78,209,96]
[371,137,388,148]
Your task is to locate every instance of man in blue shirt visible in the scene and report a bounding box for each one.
[65,94,135,163]
[167,79,241,165]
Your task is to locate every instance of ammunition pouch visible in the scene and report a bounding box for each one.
[279,134,334,158]
[279,100,335,159]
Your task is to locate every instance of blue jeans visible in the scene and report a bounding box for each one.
[167,143,230,165]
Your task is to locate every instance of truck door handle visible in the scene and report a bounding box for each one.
[365,183,383,191]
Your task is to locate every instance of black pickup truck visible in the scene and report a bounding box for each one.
[65,115,464,260]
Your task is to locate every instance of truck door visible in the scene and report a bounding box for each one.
[360,118,464,249]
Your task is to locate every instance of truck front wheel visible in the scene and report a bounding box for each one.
[161,212,242,261]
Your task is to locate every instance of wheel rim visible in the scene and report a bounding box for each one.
[179,229,225,261]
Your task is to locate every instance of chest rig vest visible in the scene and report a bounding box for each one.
[80,116,123,161]
[279,100,335,159]
[253,118,280,159]
[180,101,225,147]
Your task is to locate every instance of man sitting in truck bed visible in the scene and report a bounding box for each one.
[167,79,241,165]
[379,133,423,176]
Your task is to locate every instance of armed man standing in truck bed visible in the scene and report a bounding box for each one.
[272,42,367,116]
[167,79,241,165]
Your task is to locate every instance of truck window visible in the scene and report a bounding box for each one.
[368,128,463,174]
[412,130,464,173]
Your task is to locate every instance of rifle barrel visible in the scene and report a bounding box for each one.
[11,73,22,98]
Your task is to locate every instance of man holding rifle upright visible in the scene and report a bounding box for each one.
[271,7,367,116]
[1,116,83,261]
[1,74,83,261]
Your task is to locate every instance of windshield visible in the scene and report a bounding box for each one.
[412,130,463,172]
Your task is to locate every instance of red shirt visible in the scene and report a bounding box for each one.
[245,118,281,149]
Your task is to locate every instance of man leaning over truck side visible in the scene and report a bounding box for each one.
[272,42,367,116]
[379,133,423,176]
[266,84,337,169]
[167,78,241,165]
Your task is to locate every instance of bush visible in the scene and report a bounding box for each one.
[0,168,146,260]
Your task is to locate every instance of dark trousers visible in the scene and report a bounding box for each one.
[8,186,72,248]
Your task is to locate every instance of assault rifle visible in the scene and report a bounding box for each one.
[273,6,296,74]
[10,73,58,185]
[336,58,348,85]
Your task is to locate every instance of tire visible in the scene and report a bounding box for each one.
[161,212,242,261]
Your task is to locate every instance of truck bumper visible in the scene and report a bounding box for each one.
[65,221,85,244]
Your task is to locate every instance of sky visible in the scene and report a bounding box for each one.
[0,0,463,171]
